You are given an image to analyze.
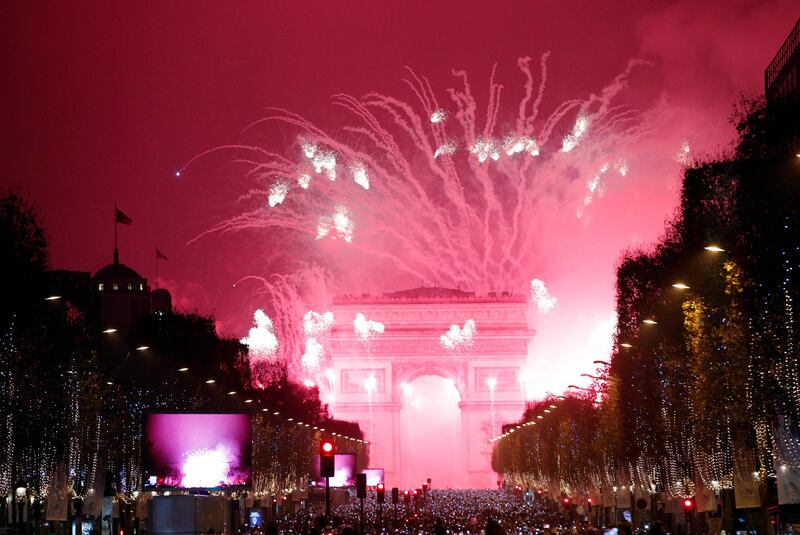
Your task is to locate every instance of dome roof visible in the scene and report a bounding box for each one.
[93,262,143,281]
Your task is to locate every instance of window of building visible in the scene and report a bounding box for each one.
[113,283,119,291]
[139,283,144,291]
[98,283,104,291]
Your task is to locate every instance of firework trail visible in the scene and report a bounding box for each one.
[188,53,649,374]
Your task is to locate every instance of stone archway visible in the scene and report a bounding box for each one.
[328,288,532,488]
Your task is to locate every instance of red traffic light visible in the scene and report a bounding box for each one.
[321,440,335,455]
[403,490,409,496]
[587,498,593,504]
[377,483,385,490]
[683,498,694,510]
[563,497,571,505]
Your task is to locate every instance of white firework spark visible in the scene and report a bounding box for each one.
[675,139,691,165]
[530,279,557,315]
[297,173,312,189]
[268,179,289,208]
[303,310,334,337]
[440,319,477,351]
[353,312,384,342]
[349,162,370,190]
[316,204,354,242]
[561,114,590,152]
[433,139,458,158]
[240,309,279,360]
[430,109,448,123]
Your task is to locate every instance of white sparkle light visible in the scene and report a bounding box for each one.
[316,205,355,242]
[350,162,370,190]
[303,310,335,336]
[434,140,458,158]
[268,179,289,208]
[675,139,691,164]
[561,114,590,152]
[430,109,448,123]
[530,279,557,315]
[240,309,279,360]
[297,173,312,189]
[353,312,384,342]
[440,319,477,350]
[302,139,337,180]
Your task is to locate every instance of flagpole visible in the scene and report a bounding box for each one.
[114,201,119,264]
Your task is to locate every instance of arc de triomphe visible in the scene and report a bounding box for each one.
[328,287,532,488]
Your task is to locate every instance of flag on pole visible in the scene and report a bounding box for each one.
[115,208,133,225]
[156,248,168,261]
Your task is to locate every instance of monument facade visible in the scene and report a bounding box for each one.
[328,287,532,488]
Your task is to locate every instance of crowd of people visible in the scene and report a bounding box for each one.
[251,488,627,535]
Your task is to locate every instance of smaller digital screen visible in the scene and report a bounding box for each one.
[312,454,356,487]
[362,469,384,487]
[249,512,262,529]
[142,412,252,489]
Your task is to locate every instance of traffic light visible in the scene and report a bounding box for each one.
[683,498,695,512]
[392,487,399,505]
[587,497,593,507]
[563,497,571,506]
[320,440,335,478]
[377,483,385,503]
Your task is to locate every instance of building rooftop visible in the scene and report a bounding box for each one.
[333,286,525,305]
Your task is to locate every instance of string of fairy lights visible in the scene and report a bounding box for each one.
[0,301,369,499]
[490,241,800,496]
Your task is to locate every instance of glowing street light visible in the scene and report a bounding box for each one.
[136,345,149,351]
[704,245,725,252]
[102,328,117,334]
[205,379,215,384]
[44,295,61,301]
[642,319,657,325]
[227,391,237,395]
[619,342,633,348]
[672,282,690,289]
[177,367,189,372]
[244,399,253,403]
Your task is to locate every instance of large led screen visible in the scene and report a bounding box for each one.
[311,454,356,487]
[143,412,252,489]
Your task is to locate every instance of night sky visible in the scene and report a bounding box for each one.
[2,1,798,391]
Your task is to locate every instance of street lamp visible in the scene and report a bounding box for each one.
[44,295,61,301]
[177,367,189,372]
[135,345,149,351]
[102,328,117,334]
[704,245,724,252]
[642,319,657,325]
[672,282,690,289]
